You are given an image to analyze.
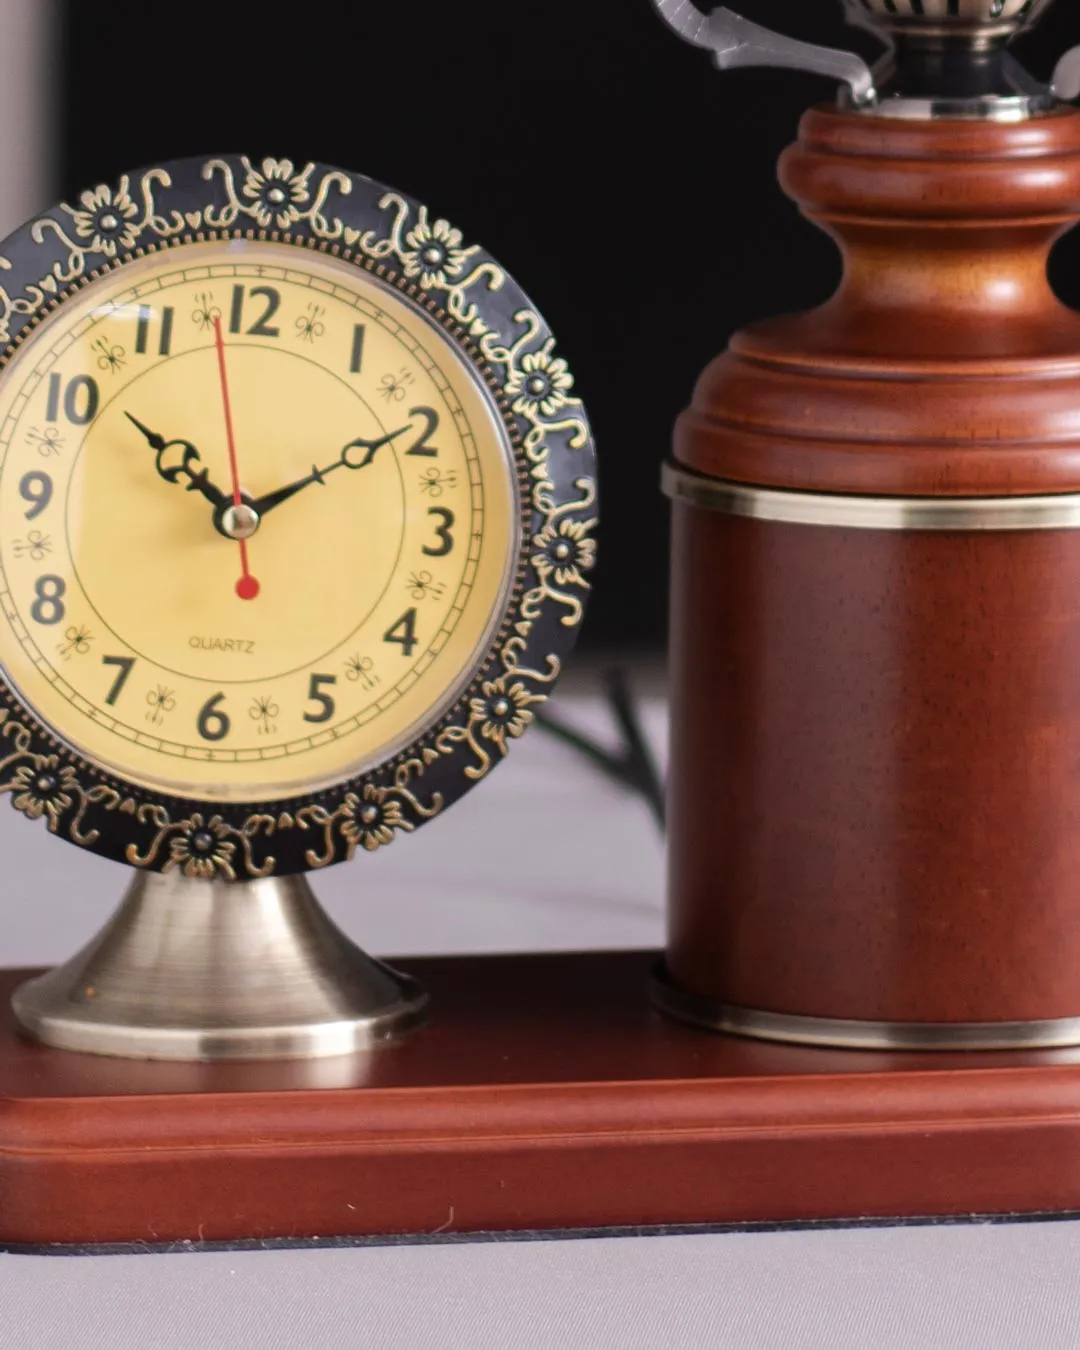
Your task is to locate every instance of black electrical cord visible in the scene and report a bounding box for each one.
[534,667,665,832]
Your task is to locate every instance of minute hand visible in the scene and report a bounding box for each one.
[248,425,413,518]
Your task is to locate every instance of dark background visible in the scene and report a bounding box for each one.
[60,0,1080,651]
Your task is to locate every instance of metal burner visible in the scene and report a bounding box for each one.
[651,0,1080,119]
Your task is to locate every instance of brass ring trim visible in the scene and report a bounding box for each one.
[663,462,1080,532]
[649,962,1080,1051]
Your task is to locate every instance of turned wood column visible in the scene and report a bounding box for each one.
[661,107,1080,1042]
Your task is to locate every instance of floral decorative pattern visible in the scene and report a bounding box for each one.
[201,156,351,240]
[505,346,575,420]
[401,209,475,290]
[339,784,412,855]
[532,518,598,590]
[470,679,543,753]
[0,715,120,846]
[0,154,597,877]
[65,181,140,258]
[9,756,77,829]
[166,814,237,881]
[240,157,314,230]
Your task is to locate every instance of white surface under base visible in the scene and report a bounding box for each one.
[4,1221,1080,1350]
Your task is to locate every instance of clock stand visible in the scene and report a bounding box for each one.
[8,948,1080,1249]
[11,873,428,1060]
[13,0,1080,1250]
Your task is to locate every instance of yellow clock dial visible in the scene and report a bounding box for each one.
[0,240,518,801]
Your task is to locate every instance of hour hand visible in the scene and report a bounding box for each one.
[124,411,228,509]
[248,424,413,517]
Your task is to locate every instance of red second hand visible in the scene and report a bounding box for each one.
[212,315,259,601]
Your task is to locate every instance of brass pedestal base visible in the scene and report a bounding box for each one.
[12,872,427,1061]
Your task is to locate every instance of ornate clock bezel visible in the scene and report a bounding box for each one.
[0,155,597,879]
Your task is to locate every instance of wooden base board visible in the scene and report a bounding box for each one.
[5,950,1080,1247]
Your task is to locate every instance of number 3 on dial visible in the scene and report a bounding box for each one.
[423,508,454,558]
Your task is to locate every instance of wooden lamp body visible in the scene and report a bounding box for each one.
[665,107,1080,1035]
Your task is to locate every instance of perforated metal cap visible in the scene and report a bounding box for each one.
[844,0,1054,44]
[651,0,1076,118]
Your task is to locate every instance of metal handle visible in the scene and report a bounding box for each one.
[651,0,877,108]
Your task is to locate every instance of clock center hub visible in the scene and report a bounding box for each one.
[220,501,260,540]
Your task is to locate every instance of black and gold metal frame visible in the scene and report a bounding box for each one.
[0,155,597,878]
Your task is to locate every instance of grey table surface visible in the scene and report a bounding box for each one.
[1,690,1079,1349]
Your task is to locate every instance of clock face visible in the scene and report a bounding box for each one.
[0,241,516,802]
[0,155,595,877]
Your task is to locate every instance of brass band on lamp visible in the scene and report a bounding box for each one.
[650,963,1080,1051]
[663,463,1080,532]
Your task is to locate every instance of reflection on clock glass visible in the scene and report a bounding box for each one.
[0,240,519,802]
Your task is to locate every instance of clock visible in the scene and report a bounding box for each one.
[0,155,597,881]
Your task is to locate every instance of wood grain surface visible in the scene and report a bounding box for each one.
[675,107,1080,496]
[5,952,1080,1246]
[665,105,1080,1030]
[667,510,1080,1022]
